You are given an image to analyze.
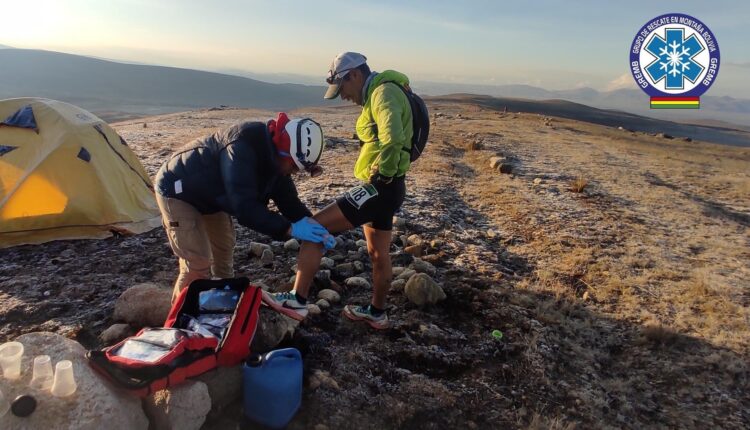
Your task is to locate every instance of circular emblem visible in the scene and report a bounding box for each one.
[630,13,720,98]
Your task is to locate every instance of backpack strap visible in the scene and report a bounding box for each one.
[368,81,413,154]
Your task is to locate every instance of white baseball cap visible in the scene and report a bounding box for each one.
[324,52,367,99]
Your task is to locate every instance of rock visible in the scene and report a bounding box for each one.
[397,269,417,281]
[260,249,274,266]
[193,366,242,414]
[404,274,446,306]
[334,263,355,279]
[335,236,345,248]
[307,304,322,316]
[320,257,335,270]
[407,234,423,247]
[284,239,300,251]
[429,239,443,249]
[391,252,414,267]
[345,277,371,289]
[308,370,340,391]
[533,177,543,185]
[316,299,331,309]
[421,254,443,265]
[99,323,134,345]
[391,279,407,292]
[498,163,513,174]
[355,239,367,248]
[400,234,409,247]
[358,246,368,254]
[249,242,271,257]
[144,380,211,430]
[353,261,365,273]
[250,308,298,353]
[289,275,297,284]
[314,270,331,288]
[487,229,497,239]
[404,245,423,257]
[489,156,504,169]
[317,289,341,303]
[0,332,148,430]
[393,216,406,228]
[113,283,172,327]
[410,258,437,276]
[392,266,406,277]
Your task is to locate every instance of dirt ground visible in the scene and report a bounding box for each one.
[1,100,748,429]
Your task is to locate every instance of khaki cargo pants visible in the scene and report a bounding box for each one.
[155,193,235,302]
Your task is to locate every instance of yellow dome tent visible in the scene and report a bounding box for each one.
[0,98,159,248]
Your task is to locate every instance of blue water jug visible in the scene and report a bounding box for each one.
[242,348,302,429]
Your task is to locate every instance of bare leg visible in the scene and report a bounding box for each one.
[363,224,393,309]
[293,202,353,298]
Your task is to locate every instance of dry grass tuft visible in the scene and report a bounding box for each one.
[569,176,588,193]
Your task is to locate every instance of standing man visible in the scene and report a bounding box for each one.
[155,113,334,301]
[263,52,413,329]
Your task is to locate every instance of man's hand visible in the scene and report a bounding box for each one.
[323,234,336,250]
[290,217,331,243]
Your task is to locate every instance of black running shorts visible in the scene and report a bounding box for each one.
[336,176,406,231]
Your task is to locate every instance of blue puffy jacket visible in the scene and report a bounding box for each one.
[155,121,311,240]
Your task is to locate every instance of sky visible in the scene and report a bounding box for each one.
[1,0,748,96]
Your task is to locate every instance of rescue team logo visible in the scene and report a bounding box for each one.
[630,13,720,109]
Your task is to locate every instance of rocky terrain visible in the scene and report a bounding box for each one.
[1,99,748,429]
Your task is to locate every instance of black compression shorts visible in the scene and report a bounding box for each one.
[336,176,406,231]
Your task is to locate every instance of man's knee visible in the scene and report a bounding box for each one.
[369,249,390,269]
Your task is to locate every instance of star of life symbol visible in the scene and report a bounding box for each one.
[644,28,704,90]
[630,14,720,108]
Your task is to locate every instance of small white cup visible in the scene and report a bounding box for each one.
[30,355,55,391]
[0,341,24,380]
[50,360,77,397]
[0,387,10,418]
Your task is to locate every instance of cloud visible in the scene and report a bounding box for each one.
[604,73,637,91]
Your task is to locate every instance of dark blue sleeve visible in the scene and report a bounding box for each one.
[271,175,313,223]
[220,141,291,239]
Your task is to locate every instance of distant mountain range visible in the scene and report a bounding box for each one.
[414,83,750,128]
[0,49,329,118]
[0,47,747,129]
[433,94,750,147]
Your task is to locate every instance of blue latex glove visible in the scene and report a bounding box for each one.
[290,217,330,243]
[323,234,336,251]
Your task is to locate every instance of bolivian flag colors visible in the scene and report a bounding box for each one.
[650,97,700,109]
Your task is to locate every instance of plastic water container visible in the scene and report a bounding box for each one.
[242,348,302,429]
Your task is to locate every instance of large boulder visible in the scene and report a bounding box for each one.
[113,283,172,328]
[194,366,242,414]
[143,380,211,430]
[404,274,446,306]
[99,323,134,345]
[0,332,148,430]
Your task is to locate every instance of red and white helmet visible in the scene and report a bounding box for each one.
[285,118,324,172]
